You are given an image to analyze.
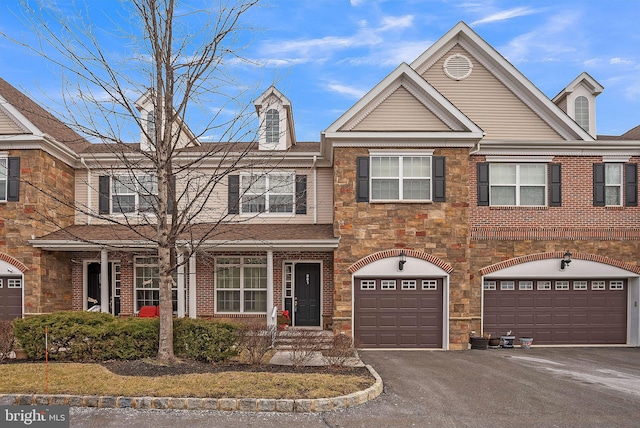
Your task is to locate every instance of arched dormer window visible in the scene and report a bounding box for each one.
[575,96,589,132]
[266,109,279,144]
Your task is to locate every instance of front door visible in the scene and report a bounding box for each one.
[294,263,321,327]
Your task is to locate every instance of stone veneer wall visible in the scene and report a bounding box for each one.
[0,149,75,315]
[333,147,471,349]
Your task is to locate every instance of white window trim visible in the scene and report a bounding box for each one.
[369,151,434,202]
[240,172,296,216]
[604,163,623,207]
[7,278,22,288]
[215,257,268,314]
[361,279,376,290]
[0,156,7,203]
[489,163,548,207]
[485,156,554,163]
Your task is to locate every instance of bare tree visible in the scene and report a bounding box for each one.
[6,0,264,361]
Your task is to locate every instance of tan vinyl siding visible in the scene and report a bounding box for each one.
[556,96,567,114]
[0,109,25,134]
[87,166,330,226]
[422,45,562,140]
[351,86,451,131]
[74,169,89,224]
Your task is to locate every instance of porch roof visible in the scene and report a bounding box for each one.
[29,223,339,251]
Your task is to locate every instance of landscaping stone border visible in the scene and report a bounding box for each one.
[0,365,382,413]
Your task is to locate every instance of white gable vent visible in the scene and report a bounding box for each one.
[443,54,472,80]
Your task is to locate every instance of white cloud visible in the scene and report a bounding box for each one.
[379,15,414,31]
[609,57,634,65]
[471,6,539,26]
[326,82,367,99]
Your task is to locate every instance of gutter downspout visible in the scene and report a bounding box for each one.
[80,157,91,225]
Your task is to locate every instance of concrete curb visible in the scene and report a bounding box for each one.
[0,364,382,413]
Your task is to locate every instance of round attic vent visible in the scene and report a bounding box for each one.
[443,54,473,80]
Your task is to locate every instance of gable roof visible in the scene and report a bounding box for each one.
[410,22,594,142]
[254,85,297,146]
[552,72,604,103]
[324,62,484,143]
[0,78,90,153]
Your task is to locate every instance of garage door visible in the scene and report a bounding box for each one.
[484,279,626,345]
[355,277,443,348]
[0,277,22,321]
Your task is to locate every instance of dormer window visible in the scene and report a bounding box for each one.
[147,110,156,144]
[266,109,279,144]
[575,96,589,132]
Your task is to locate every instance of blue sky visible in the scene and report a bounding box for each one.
[1,0,639,142]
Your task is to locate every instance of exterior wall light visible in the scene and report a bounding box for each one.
[560,251,572,270]
[399,250,407,271]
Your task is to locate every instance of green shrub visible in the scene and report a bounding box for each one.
[13,311,116,361]
[173,318,238,362]
[100,317,159,361]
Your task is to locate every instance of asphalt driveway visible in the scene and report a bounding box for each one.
[41,348,640,427]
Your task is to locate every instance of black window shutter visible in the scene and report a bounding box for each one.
[477,162,489,206]
[228,175,240,214]
[167,174,176,214]
[432,156,446,202]
[356,157,369,202]
[625,163,638,207]
[295,175,307,214]
[7,157,20,202]
[98,175,110,214]
[549,164,562,207]
[593,163,605,206]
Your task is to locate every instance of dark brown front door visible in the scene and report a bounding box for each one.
[0,276,22,321]
[354,277,443,348]
[294,263,321,327]
[483,279,627,344]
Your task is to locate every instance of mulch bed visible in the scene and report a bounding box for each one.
[101,359,371,377]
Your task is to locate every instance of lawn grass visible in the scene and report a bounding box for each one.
[0,363,373,399]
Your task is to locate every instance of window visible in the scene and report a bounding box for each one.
[266,109,279,144]
[215,257,267,313]
[519,281,533,290]
[489,164,546,206]
[381,280,396,290]
[422,280,438,290]
[575,96,589,132]
[605,164,623,206]
[0,158,6,201]
[371,155,431,201]
[591,281,606,290]
[555,281,569,290]
[573,281,587,290]
[500,281,515,290]
[112,175,158,214]
[241,173,294,214]
[147,110,156,143]
[361,280,376,290]
[537,281,551,290]
[7,279,21,288]
[483,281,496,290]
[401,280,417,290]
[610,281,624,290]
[134,257,177,312]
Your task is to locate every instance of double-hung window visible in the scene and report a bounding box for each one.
[371,155,432,201]
[134,257,178,312]
[215,257,267,313]
[593,161,637,207]
[112,174,158,214]
[489,164,546,206]
[241,173,294,214]
[604,164,623,206]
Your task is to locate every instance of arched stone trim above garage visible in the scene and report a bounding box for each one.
[0,253,29,273]
[480,251,640,276]
[348,249,453,274]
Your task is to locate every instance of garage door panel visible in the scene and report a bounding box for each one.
[484,278,627,345]
[355,277,443,348]
[0,280,23,322]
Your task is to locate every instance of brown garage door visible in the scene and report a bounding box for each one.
[484,279,626,345]
[355,277,443,348]
[0,277,22,321]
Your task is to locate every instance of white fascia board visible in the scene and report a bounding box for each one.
[477,140,640,156]
[0,134,78,166]
[552,72,604,102]
[326,131,483,145]
[410,22,594,142]
[29,240,158,251]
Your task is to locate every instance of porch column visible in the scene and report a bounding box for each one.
[100,249,109,313]
[177,250,185,318]
[266,250,275,326]
[188,252,197,318]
